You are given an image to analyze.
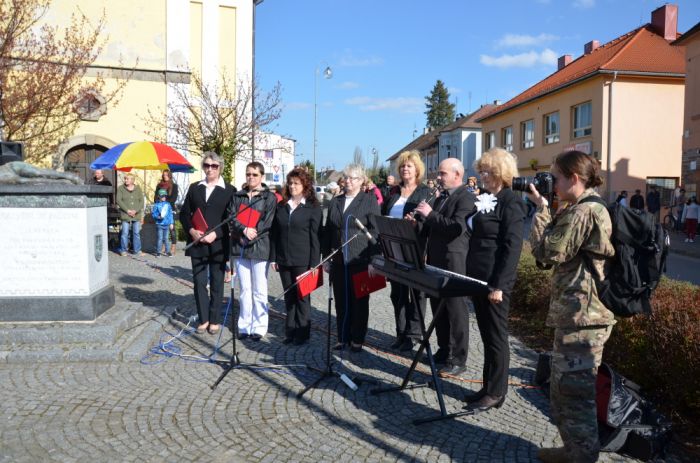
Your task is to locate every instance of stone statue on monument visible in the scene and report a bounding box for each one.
[0,161,83,185]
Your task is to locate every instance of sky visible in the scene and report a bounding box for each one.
[254,0,700,173]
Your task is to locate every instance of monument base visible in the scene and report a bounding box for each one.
[0,285,115,322]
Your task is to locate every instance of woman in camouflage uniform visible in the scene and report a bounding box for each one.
[527,150,615,463]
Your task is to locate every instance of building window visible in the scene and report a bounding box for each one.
[521,120,534,149]
[485,131,495,150]
[502,126,513,151]
[544,112,560,144]
[573,102,592,138]
[646,177,678,206]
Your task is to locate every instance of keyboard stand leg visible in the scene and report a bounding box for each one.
[372,297,459,423]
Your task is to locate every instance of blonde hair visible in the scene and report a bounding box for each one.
[395,150,425,183]
[343,164,367,184]
[474,148,519,188]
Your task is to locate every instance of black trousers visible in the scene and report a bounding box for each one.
[472,292,511,397]
[331,260,369,344]
[390,281,426,340]
[278,265,312,341]
[429,295,470,366]
[191,255,227,325]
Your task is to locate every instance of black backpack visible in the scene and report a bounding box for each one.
[596,363,672,461]
[580,197,669,317]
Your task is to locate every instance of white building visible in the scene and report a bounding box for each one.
[233,133,295,189]
[436,104,497,179]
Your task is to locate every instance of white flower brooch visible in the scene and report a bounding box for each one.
[475,193,498,214]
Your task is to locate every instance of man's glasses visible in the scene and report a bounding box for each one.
[246,172,261,177]
[203,163,220,170]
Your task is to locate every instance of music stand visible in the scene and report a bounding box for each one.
[370,216,486,424]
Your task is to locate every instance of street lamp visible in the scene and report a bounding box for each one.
[251,0,264,161]
[313,65,332,183]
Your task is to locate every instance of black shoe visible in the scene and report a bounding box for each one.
[350,342,363,353]
[462,389,487,404]
[399,338,414,352]
[464,394,505,413]
[282,337,294,344]
[438,364,467,378]
[250,334,263,341]
[293,338,308,346]
[333,343,346,351]
[432,349,449,364]
[237,333,250,340]
[390,337,404,349]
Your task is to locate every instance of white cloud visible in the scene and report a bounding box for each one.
[496,33,559,48]
[285,102,312,110]
[336,81,360,90]
[344,96,423,113]
[573,0,595,9]
[480,48,558,69]
[337,49,384,67]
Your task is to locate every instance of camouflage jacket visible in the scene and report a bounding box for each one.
[529,189,616,328]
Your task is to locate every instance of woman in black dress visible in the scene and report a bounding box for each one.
[271,168,323,345]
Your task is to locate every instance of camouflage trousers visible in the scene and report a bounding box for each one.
[550,326,612,463]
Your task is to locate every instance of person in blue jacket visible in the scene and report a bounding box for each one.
[152,188,174,257]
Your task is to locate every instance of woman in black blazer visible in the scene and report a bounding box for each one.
[270,168,323,345]
[180,152,236,335]
[464,148,526,413]
[382,150,433,351]
[322,164,381,352]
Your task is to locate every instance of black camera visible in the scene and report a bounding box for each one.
[512,171,555,195]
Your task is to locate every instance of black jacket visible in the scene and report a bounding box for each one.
[322,191,381,266]
[382,183,433,217]
[180,181,236,259]
[421,184,475,273]
[230,187,277,260]
[466,187,526,293]
[270,200,323,268]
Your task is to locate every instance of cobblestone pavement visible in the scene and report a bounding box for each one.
[0,246,636,463]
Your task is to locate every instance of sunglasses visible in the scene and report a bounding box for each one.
[246,172,261,177]
[203,163,220,170]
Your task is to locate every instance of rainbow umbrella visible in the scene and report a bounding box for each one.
[90,141,194,173]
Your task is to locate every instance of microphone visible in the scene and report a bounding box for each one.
[354,218,377,245]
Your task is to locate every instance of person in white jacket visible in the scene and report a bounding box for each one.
[681,196,699,243]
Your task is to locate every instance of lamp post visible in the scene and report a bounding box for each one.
[313,65,332,183]
[251,0,264,161]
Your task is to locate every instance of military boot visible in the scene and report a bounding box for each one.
[537,447,568,463]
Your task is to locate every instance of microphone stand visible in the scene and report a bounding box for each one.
[297,231,378,398]
[206,196,265,390]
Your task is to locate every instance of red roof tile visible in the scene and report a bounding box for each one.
[479,25,685,121]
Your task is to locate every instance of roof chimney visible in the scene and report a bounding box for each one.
[493,100,501,105]
[651,4,678,41]
[558,54,572,70]
[584,40,600,54]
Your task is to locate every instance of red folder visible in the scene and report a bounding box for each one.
[296,268,323,298]
[192,208,208,233]
[352,270,386,298]
[237,204,261,228]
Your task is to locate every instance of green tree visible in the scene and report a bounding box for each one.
[297,159,315,180]
[424,80,455,130]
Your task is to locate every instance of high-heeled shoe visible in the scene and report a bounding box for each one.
[464,394,505,413]
[196,323,209,334]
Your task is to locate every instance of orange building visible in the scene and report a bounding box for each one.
[478,4,685,205]
[673,20,700,198]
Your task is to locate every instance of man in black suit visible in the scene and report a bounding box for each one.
[414,158,475,377]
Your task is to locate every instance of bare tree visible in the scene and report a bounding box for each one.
[145,70,283,183]
[0,0,128,167]
[353,146,364,167]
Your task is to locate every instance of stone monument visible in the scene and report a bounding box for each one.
[0,162,115,321]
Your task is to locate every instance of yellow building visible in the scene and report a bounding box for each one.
[477,5,685,205]
[42,0,254,199]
